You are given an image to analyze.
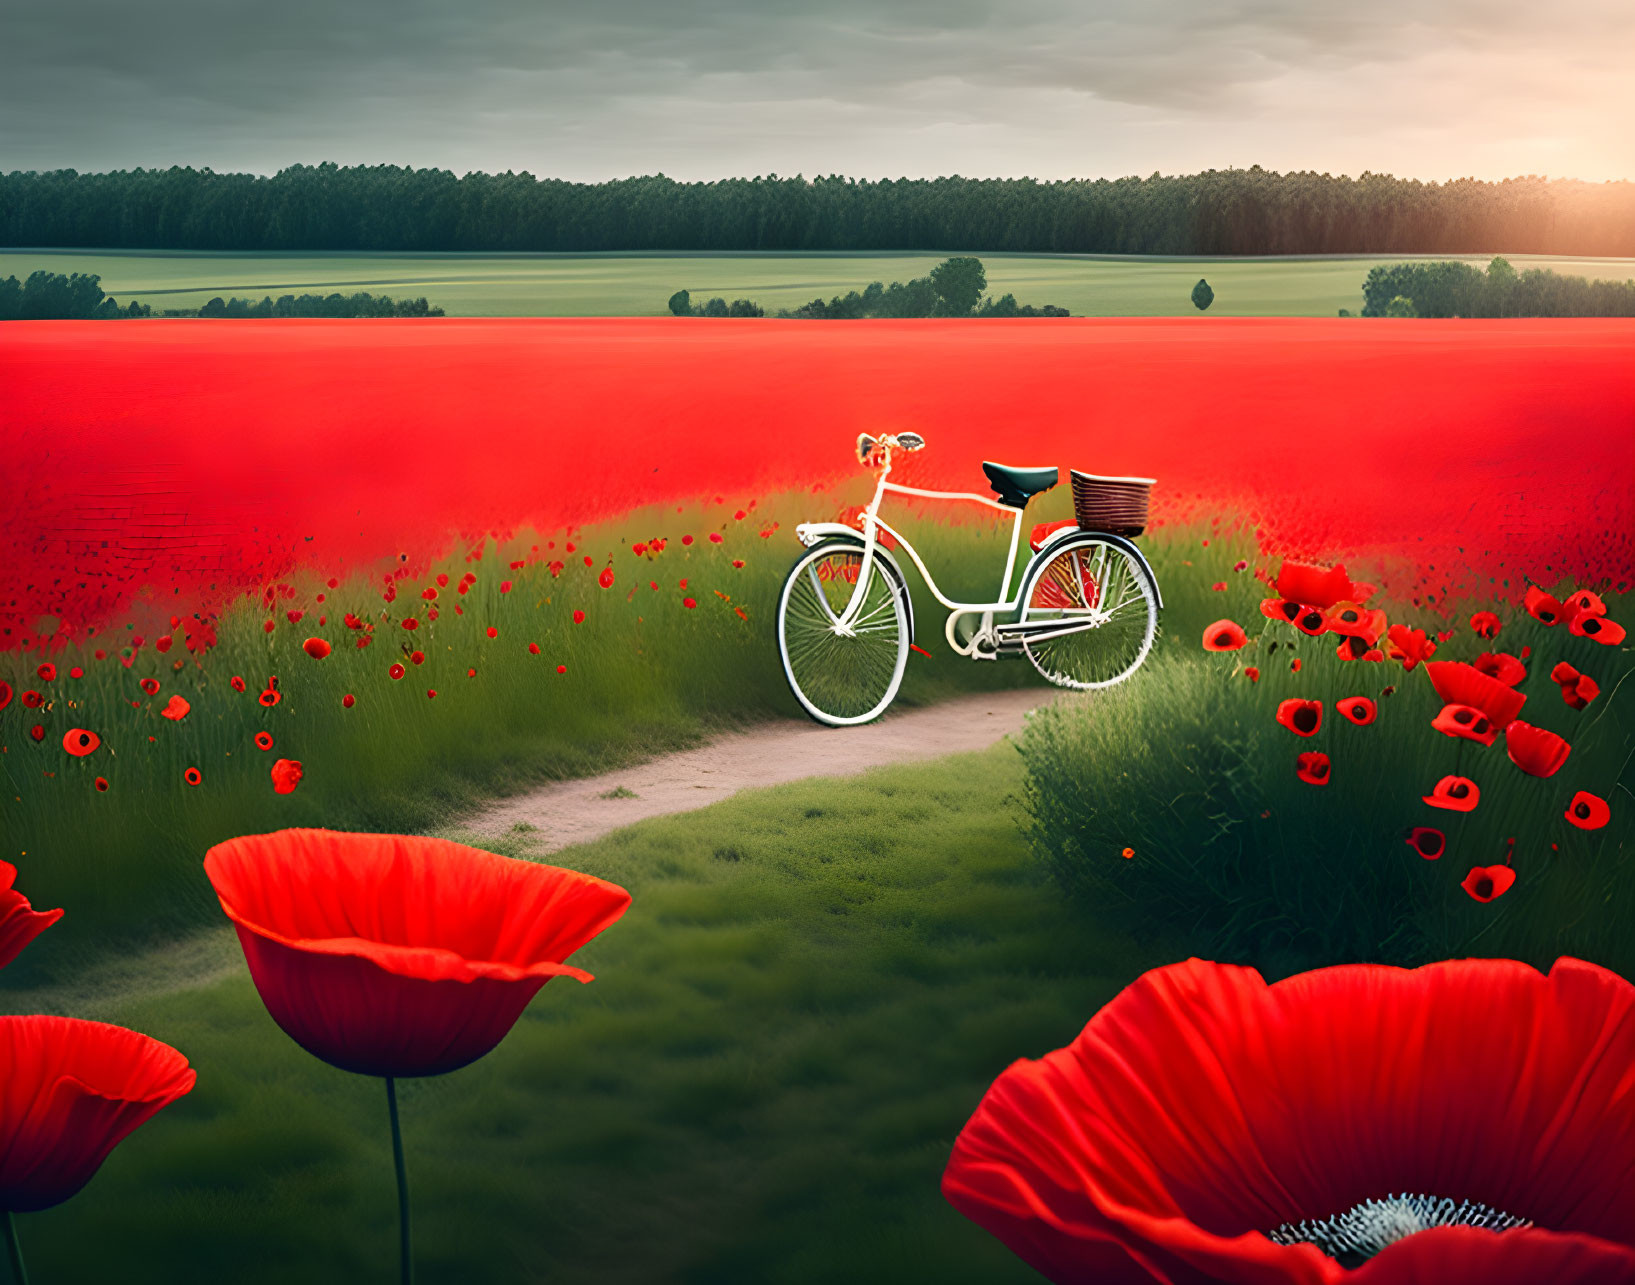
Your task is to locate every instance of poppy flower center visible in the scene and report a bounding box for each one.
[1449,783,1469,798]
[1575,802,1592,819]
[1269,1194,1530,1267]
[1293,709,1317,733]
[1473,876,1494,897]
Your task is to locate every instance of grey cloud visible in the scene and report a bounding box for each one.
[2,0,1630,179]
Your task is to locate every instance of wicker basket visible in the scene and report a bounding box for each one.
[1071,470,1155,537]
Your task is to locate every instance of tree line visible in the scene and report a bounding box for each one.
[0,270,150,318]
[0,271,444,319]
[670,257,1068,318]
[4,165,1632,256]
[1361,258,1635,317]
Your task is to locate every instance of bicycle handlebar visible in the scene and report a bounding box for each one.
[856,432,927,467]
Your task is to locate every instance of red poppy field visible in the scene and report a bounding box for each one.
[1,318,1633,1284]
[5,317,1633,648]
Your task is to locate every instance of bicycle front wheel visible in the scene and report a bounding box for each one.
[1019,536,1158,689]
[777,540,909,726]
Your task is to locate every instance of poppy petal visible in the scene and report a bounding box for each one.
[1505,721,1571,778]
[1430,704,1498,747]
[1461,864,1517,902]
[1348,1226,1635,1285]
[1423,775,1480,812]
[943,957,1635,1285]
[0,862,64,971]
[1423,662,1527,729]
[1337,697,1376,726]
[203,830,633,1077]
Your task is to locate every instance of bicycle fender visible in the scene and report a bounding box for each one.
[1029,528,1164,609]
[795,531,917,644]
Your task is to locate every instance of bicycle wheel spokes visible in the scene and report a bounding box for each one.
[779,549,908,724]
[1023,541,1156,689]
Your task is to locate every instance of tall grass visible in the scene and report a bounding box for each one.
[1019,538,1633,979]
[2,484,1107,961]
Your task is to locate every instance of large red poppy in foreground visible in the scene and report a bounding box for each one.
[203,829,631,1077]
[0,860,63,971]
[943,957,1635,1284]
[0,1017,195,1212]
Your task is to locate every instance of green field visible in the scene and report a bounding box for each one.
[0,743,1168,1285]
[5,248,1633,317]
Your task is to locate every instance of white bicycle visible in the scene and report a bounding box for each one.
[776,432,1163,726]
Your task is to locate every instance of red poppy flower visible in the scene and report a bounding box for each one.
[1260,597,1303,625]
[69,667,83,679]
[732,560,745,569]
[203,830,631,1078]
[184,767,202,786]
[1423,661,1526,729]
[1295,751,1330,785]
[1551,663,1600,711]
[1325,605,1386,644]
[36,663,55,683]
[1404,827,1444,860]
[1423,775,1479,812]
[421,587,437,601]
[1568,613,1626,646]
[230,675,246,693]
[1244,667,1260,683]
[556,664,568,674]
[22,690,44,709]
[62,728,100,757]
[342,694,356,709]
[410,650,425,666]
[1506,721,1571,778]
[1565,791,1609,831]
[1336,697,1376,726]
[258,688,281,708]
[0,1017,195,1212]
[160,695,191,721]
[0,681,10,711]
[1431,703,1497,746]
[402,617,419,631]
[29,725,45,743]
[683,597,698,610]
[599,567,615,589]
[485,626,497,639]
[389,663,406,680]
[1384,625,1435,671]
[303,637,332,660]
[528,643,541,655]
[572,609,585,624]
[1469,610,1501,639]
[1562,589,1606,622]
[0,860,63,971]
[500,580,512,593]
[94,776,108,792]
[1472,651,1526,687]
[255,731,274,751]
[1276,699,1323,737]
[1461,864,1517,902]
[1202,620,1248,652]
[944,957,1635,1285]
[271,759,304,794]
[1273,560,1375,609]
[1524,586,1564,625]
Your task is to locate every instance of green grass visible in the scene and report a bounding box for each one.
[0,744,1166,1285]
[1018,531,1635,979]
[4,248,1633,318]
[1,487,1070,962]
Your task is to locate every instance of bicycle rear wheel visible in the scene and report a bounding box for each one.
[777,540,909,726]
[1019,536,1157,689]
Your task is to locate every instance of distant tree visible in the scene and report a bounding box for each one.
[1384,295,1418,318]
[702,296,729,317]
[930,257,987,315]
[667,289,691,316]
[727,299,764,317]
[1338,308,1352,317]
[1191,278,1214,311]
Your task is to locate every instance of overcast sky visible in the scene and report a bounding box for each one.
[4,0,1632,181]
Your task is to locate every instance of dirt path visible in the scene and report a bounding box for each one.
[461,686,1059,850]
[4,687,1059,1016]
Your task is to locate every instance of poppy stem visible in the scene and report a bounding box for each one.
[2,1211,26,1285]
[385,1076,413,1285]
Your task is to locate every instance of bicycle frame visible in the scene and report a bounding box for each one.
[798,450,1043,656]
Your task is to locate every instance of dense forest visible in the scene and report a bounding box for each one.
[1361,257,1635,317]
[3,165,1632,256]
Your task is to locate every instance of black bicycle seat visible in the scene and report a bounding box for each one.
[981,462,1059,509]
